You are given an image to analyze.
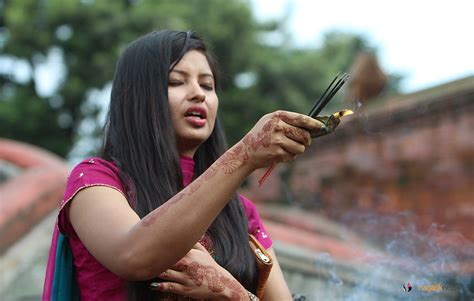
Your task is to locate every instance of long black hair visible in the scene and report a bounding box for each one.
[101,30,257,299]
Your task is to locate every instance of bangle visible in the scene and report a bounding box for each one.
[247,291,259,301]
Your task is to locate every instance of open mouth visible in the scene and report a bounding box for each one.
[185,111,205,119]
[184,107,207,120]
[184,107,207,127]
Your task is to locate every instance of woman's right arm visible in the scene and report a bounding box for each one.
[69,110,324,280]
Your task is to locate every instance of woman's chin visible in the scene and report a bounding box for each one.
[177,134,209,155]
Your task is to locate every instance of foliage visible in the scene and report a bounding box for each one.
[0,0,400,157]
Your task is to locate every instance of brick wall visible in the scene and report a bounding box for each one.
[243,76,474,241]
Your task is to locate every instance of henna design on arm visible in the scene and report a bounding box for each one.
[216,143,248,174]
[188,166,218,194]
[183,138,251,195]
[214,114,280,176]
[222,114,278,172]
[178,112,306,195]
[141,191,186,227]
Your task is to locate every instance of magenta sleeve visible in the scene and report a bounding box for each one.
[240,195,273,249]
[58,157,127,235]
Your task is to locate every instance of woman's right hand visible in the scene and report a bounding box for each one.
[218,110,326,173]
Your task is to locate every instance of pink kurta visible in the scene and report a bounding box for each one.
[52,156,272,300]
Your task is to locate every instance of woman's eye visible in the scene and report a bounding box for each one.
[201,84,214,91]
[168,80,182,86]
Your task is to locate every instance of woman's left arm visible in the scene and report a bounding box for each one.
[261,248,292,301]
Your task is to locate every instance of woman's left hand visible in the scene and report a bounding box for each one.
[150,242,248,300]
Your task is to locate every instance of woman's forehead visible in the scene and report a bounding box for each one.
[171,50,212,75]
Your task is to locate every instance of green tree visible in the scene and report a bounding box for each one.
[0,0,398,157]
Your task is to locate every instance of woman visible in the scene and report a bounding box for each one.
[43,30,325,300]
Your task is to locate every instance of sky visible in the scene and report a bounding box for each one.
[251,0,474,93]
[2,0,472,96]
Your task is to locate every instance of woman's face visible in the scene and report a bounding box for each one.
[168,50,218,157]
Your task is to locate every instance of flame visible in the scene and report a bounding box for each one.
[333,109,354,118]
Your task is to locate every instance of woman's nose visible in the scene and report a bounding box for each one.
[188,82,206,103]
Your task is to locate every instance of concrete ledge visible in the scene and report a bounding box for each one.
[0,212,55,299]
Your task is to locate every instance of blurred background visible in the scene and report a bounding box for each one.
[0,0,473,300]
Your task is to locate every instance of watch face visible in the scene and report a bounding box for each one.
[256,249,270,263]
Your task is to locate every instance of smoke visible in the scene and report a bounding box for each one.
[348,97,388,137]
[286,79,473,300]
[313,252,344,287]
[331,210,474,300]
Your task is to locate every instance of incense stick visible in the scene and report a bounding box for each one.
[309,73,349,117]
[258,72,349,187]
[308,73,341,117]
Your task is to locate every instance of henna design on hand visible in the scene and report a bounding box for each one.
[186,262,248,297]
[283,126,310,145]
[187,262,224,293]
[243,114,279,152]
[212,113,281,176]
[278,111,310,127]
[258,114,279,148]
[164,112,312,197]
[187,262,205,286]
[187,262,225,293]
[207,267,225,293]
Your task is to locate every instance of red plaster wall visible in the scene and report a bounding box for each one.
[0,138,69,253]
[243,76,474,241]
